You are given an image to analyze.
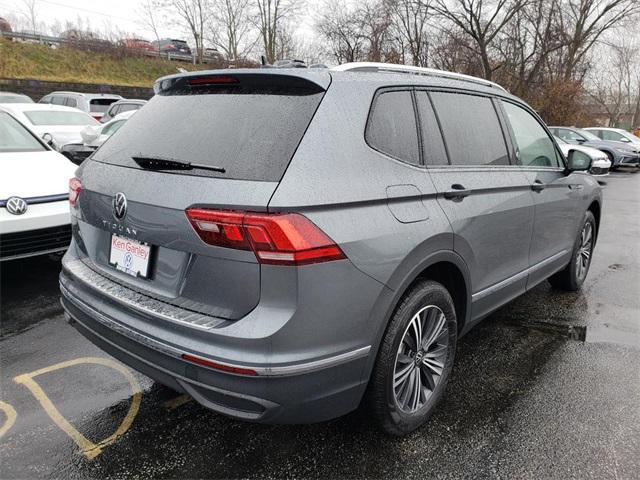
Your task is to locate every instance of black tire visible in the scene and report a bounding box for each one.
[605,152,618,171]
[366,280,457,436]
[548,210,596,291]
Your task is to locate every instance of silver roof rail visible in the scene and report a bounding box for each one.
[331,62,508,93]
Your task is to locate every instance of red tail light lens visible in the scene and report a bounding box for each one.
[186,208,346,266]
[69,177,82,206]
[187,75,239,86]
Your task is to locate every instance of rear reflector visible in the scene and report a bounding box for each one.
[181,353,258,376]
[69,177,82,206]
[186,208,346,266]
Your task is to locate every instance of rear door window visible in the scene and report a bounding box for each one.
[502,101,561,168]
[92,86,324,181]
[601,130,626,142]
[65,97,78,108]
[415,91,448,166]
[51,96,66,105]
[365,90,419,165]
[430,92,509,166]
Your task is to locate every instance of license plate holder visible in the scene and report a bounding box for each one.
[109,234,151,278]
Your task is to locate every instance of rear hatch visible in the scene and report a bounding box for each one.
[73,70,329,319]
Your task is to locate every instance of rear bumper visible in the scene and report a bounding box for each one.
[59,247,383,423]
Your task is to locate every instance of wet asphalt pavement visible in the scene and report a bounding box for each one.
[1,170,639,479]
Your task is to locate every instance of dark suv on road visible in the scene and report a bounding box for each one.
[60,63,602,435]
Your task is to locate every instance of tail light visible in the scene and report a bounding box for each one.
[69,177,82,206]
[186,208,346,266]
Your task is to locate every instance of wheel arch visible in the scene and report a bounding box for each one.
[588,199,601,241]
[377,250,472,342]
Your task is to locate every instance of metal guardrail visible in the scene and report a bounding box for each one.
[0,30,203,63]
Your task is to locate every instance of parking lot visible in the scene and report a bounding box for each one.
[1,169,639,479]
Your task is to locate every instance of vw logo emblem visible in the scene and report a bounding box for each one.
[6,196,28,216]
[112,192,128,221]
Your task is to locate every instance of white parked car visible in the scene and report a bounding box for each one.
[60,110,136,164]
[0,103,99,150]
[554,136,610,176]
[0,109,76,261]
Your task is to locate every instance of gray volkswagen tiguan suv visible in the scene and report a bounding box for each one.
[60,63,602,435]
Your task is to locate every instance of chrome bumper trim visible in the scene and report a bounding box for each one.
[62,258,226,330]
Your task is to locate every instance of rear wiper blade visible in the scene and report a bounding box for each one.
[132,156,226,173]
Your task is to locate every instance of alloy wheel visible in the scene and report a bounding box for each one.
[393,305,449,413]
[576,221,594,280]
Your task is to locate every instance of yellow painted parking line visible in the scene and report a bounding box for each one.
[163,394,192,411]
[13,357,142,460]
[0,401,17,439]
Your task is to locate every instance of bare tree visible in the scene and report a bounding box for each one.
[138,0,165,52]
[360,0,392,62]
[209,0,256,60]
[433,0,528,80]
[389,0,431,66]
[316,0,367,63]
[255,0,296,63]
[21,0,39,33]
[168,0,212,63]
[558,0,640,81]
[589,41,639,127]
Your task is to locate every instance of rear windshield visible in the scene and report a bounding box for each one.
[0,111,46,152]
[0,94,34,103]
[92,90,324,181]
[24,110,98,126]
[90,98,119,113]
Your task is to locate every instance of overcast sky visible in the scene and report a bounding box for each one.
[0,0,317,45]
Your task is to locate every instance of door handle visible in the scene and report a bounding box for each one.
[568,184,583,190]
[531,180,545,192]
[443,184,471,200]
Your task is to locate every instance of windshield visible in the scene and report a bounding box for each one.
[93,90,324,181]
[0,94,34,104]
[90,98,119,113]
[24,110,98,126]
[0,111,46,152]
[576,129,601,141]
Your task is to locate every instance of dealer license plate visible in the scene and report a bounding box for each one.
[109,234,151,278]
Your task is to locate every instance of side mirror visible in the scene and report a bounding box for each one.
[80,126,100,144]
[42,132,56,149]
[619,137,631,143]
[575,137,586,143]
[566,149,592,172]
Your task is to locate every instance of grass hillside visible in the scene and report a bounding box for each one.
[0,39,213,87]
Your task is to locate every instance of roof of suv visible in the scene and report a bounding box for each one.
[154,65,516,101]
[46,91,123,100]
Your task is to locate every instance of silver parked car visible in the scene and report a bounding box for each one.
[39,91,122,122]
[60,63,602,435]
[554,136,610,176]
[99,99,147,123]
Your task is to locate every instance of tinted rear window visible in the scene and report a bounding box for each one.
[430,92,509,166]
[366,90,419,165]
[90,98,119,113]
[92,90,323,181]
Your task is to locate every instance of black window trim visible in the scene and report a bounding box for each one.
[364,86,424,169]
[498,98,566,170]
